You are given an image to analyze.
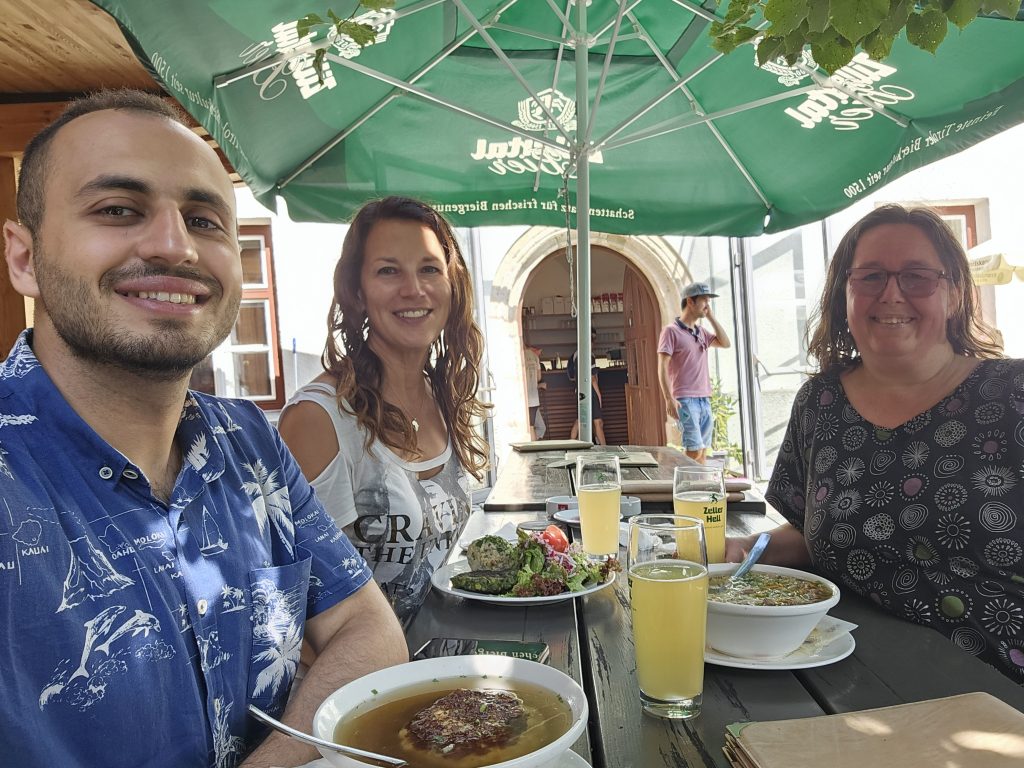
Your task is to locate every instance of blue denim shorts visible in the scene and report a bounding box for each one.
[676,396,713,450]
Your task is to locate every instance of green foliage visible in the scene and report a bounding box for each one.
[297,1,396,85]
[711,0,1022,74]
[710,379,743,464]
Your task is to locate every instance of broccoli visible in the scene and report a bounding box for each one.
[466,535,519,572]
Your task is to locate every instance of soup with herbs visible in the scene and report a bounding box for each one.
[708,572,833,606]
[334,677,573,768]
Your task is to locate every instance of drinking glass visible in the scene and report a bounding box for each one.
[673,465,726,564]
[628,514,708,719]
[575,455,621,559]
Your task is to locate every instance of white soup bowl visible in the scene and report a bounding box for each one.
[705,563,840,659]
[312,654,588,768]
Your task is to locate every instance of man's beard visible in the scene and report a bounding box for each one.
[33,249,240,382]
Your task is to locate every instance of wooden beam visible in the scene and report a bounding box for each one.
[0,156,28,352]
[0,99,241,181]
[0,102,66,157]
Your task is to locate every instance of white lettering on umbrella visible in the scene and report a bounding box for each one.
[270,21,337,100]
[238,10,396,102]
[470,90,605,177]
[783,53,914,131]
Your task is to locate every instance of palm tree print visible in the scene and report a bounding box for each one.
[211,696,244,768]
[185,432,212,478]
[252,620,302,700]
[242,460,294,556]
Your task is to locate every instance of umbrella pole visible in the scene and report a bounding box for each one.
[575,0,593,444]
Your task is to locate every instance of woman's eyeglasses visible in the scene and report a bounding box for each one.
[846,267,950,298]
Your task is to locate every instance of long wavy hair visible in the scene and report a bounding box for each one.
[323,197,490,478]
[807,204,1003,375]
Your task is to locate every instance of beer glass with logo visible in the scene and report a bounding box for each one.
[628,514,708,719]
[673,465,726,563]
[575,455,621,559]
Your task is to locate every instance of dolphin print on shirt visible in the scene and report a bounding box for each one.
[39,605,170,710]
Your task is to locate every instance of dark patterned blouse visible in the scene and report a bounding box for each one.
[767,358,1024,681]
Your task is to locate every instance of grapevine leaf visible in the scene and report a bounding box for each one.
[946,0,984,28]
[764,0,809,35]
[862,28,896,60]
[783,21,811,55]
[296,13,324,39]
[809,29,856,73]
[755,34,786,65]
[725,0,759,26]
[808,0,831,32]
[879,0,915,38]
[710,24,738,54]
[734,26,761,45]
[906,8,949,52]
[830,0,889,43]
[335,20,377,47]
[361,0,396,10]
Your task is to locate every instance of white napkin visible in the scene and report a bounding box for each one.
[285,761,332,768]
[798,615,858,654]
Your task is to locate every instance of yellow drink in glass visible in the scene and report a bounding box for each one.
[674,492,726,564]
[629,560,708,701]
[627,514,707,720]
[577,484,621,557]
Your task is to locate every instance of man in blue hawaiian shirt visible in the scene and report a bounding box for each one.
[0,90,408,768]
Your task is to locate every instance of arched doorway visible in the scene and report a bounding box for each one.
[487,228,692,451]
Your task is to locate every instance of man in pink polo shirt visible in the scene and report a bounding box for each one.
[657,282,731,463]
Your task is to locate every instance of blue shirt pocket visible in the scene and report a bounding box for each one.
[246,555,312,716]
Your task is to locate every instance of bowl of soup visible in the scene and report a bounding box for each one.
[312,654,588,768]
[705,563,840,659]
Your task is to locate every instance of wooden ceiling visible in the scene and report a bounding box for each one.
[1,0,156,93]
[0,0,239,179]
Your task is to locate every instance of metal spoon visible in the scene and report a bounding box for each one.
[729,532,771,582]
[247,705,407,767]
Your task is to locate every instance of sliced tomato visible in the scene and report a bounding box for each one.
[541,524,569,553]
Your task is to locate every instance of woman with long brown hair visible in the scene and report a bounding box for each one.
[279,197,488,625]
[727,204,1024,680]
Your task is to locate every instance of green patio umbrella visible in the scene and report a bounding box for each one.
[93,0,1024,439]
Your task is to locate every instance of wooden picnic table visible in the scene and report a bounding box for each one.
[483,444,766,514]
[406,462,1024,768]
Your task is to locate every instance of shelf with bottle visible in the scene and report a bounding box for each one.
[523,311,623,318]
[522,312,624,332]
[526,327,624,336]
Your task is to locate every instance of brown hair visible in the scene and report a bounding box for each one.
[323,197,490,478]
[807,204,1003,374]
[17,89,186,236]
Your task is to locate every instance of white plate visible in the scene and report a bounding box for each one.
[553,509,581,525]
[431,558,615,606]
[704,632,855,670]
[553,499,641,526]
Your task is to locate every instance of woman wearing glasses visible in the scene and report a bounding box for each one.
[727,204,1024,680]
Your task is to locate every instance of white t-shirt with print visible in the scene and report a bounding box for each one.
[280,382,470,624]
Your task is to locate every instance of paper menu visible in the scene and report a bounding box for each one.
[724,692,1024,768]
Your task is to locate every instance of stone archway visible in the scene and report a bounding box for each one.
[487,226,692,450]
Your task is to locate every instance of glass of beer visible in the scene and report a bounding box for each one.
[575,455,621,559]
[627,514,708,719]
[673,465,726,564]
